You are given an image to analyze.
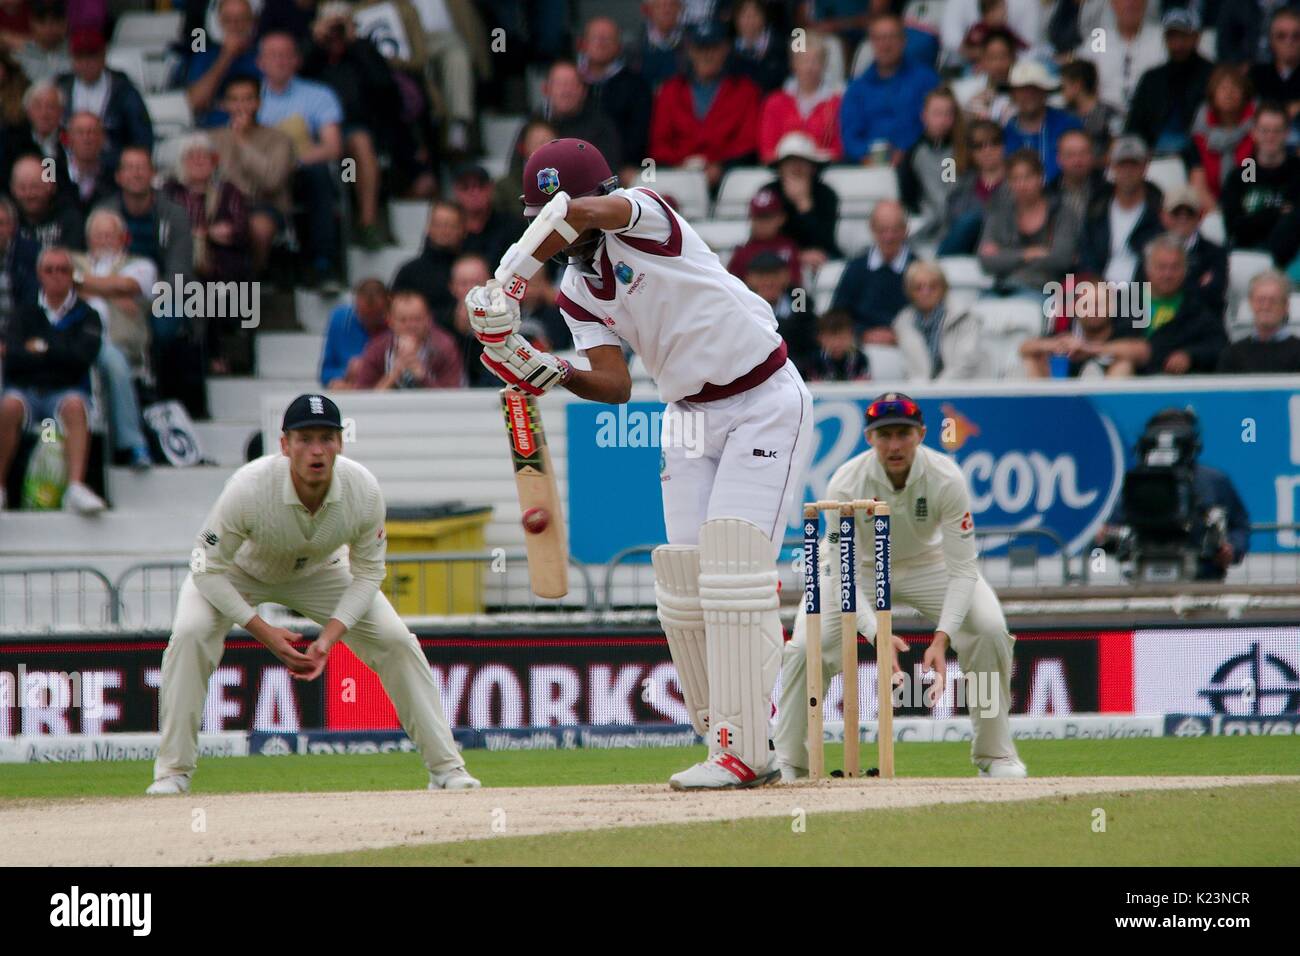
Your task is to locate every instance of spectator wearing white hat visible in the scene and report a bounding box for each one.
[767,131,840,272]
[1001,58,1083,183]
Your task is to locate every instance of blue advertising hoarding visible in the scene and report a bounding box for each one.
[566,382,1300,563]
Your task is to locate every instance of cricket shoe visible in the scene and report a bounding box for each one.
[669,752,781,791]
[976,757,1028,779]
[145,774,191,795]
[429,766,481,790]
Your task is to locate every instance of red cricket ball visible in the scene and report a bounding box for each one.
[522,507,550,534]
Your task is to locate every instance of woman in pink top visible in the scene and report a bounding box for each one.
[757,30,842,164]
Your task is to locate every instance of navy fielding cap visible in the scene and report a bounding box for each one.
[283,394,342,431]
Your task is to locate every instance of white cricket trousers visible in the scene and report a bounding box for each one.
[661,360,814,558]
[775,559,1020,771]
[154,566,464,780]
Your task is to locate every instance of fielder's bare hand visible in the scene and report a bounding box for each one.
[293,638,331,682]
[248,618,315,674]
[923,630,949,700]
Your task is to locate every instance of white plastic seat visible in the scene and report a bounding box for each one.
[714,167,776,219]
[643,168,710,219]
[112,12,182,49]
[821,166,899,217]
[1145,157,1188,194]
[836,219,872,258]
[482,114,526,163]
[692,219,751,254]
[144,92,193,141]
[937,255,994,290]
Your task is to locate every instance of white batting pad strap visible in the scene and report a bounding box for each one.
[698,570,780,612]
[652,545,709,737]
[699,518,782,770]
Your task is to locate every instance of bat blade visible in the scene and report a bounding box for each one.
[501,389,569,598]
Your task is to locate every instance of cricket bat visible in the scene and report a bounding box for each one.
[501,388,569,598]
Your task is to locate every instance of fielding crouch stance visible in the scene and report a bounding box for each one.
[775,394,1027,779]
[147,395,478,794]
[465,138,814,789]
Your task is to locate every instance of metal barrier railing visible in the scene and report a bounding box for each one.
[1,522,1296,630]
[0,566,117,628]
[112,550,598,627]
[378,549,596,613]
[602,526,1080,610]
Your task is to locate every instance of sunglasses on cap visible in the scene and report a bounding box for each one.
[866,397,921,420]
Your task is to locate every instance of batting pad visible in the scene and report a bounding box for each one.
[698,518,782,771]
[652,545,709,737]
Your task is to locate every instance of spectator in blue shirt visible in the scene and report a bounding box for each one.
[1001,58,1082,183]
[319,278,390,387]
[840,14,940,163]
[184,0,260,128]
[257,31,345,292]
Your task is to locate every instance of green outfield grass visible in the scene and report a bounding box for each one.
[0,736,1296,799]
[248,782,1300,867]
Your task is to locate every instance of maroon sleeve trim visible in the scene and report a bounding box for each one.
[614,188,683,257]
[556,290,607,324]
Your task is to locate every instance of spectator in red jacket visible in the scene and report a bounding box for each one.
[757,29,842,164]
[727,186,802,286]
[1188,66,1257,208]
[347,291,464,389]
[649,19,760,192]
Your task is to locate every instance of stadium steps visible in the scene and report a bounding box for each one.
[390,201,429,250]
[293,288,347,334]
[347,246,415,285]
[194,421,259,467]
[0,511,200,557]
[106,464,235,511]
[208,376,321,421]
[256,331,325,381]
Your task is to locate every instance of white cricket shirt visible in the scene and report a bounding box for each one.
[191,453,388,629]
[557,186,784,403]
[823,443,979,635]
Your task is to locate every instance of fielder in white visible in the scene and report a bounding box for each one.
[465,138,814,789]
[775,394,1027,779]
[146,394,478,794]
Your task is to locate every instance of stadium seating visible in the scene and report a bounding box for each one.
[691,219,749,258]
[481,113,526,165]
[111,11,182,49]
[937,255,995,291]
[714,167,776,219]
[835,218,872,258]
[821,166,899,217]
[143,92,194,143]
[1144,157,1189,196]
[646,168,710,219]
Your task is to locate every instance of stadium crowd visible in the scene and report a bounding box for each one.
[1,0,1299,513]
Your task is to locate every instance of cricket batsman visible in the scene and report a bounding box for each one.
[774,393,1027,779]
[146,394,479,794]
[465,138,814,789]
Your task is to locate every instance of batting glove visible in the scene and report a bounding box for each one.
[480,333,573,395]
[466,280,521,344]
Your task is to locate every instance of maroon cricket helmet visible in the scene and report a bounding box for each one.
[520,138,619,218]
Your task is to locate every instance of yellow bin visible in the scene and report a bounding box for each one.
[383,504,493,615]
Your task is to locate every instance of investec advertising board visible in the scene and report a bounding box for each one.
[565,380,1300,562]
